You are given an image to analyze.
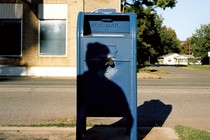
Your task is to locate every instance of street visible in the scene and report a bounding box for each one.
[138,66,210,130]
[0,66,210,130]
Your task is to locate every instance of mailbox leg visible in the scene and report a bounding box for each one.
[126,115,133,135]
[76,105,86,140]
[130,110,137,140]
[126,114,137,140]
[130,118,137,140]
[76,115,86,140]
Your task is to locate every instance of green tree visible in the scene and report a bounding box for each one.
[122,0,179,66]
[181,38,192,55]
[160,26,181,54]
[122,0,176,12]
[191,24,210,64]
[127,4,163,64]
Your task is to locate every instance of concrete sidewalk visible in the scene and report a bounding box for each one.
[0,127,179,140]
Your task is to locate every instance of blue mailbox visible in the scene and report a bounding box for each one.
[76,9,137,140]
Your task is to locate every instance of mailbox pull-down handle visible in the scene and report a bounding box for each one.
[102,19,113,22]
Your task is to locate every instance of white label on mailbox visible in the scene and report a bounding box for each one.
[107,45,118,58]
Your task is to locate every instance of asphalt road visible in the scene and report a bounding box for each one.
[138,66,210,130]
[0,66,210,130]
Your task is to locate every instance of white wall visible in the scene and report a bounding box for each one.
[0,66,76,77]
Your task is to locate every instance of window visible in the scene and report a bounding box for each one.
[38,4,68,56]
[0,3,23,56]
[39,20,67,56]
[0,19,22,56]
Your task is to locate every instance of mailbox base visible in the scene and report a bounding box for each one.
[76,116,133,140]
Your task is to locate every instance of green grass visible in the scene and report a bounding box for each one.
[175,125,210,140]
[185,65,210,71]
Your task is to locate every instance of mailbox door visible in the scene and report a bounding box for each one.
[80,37,135,116]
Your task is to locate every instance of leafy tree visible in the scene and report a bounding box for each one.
[160,26,181,54]
[121,0,179,66]
[122,0,176,12]
[181,38,191,55]
[190,24,210,64]
[126,3,163,64]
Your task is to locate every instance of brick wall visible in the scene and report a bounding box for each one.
[0,0,120,67]
[84,0,120,12]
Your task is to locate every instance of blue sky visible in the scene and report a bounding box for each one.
[156,0,210,41]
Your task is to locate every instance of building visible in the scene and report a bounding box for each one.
[0,0,120,76]
[158,53,195,65]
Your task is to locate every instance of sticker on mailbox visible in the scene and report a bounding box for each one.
[107,45,118,58]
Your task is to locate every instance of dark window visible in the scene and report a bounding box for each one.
[0,19,22,56]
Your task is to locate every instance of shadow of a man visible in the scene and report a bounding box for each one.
[137,100,172,139]
[76,42,133,140]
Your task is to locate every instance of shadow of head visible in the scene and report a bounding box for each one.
[86,42,110,72]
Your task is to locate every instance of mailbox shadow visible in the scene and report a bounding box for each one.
[77,42,133,139]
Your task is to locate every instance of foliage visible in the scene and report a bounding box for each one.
[190,24,210,64]
[122,0,181,67]
[175,125,210,140]
[160,26,181,54]
[122,0,176,11]
[181,37,192,55]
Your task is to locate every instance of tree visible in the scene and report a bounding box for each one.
[181,38,191,55]
[122,0,179,66]
[190,24,210,64]
[122,0,176,12]
[160,26,181,55]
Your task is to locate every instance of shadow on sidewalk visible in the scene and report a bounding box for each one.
[85,100,172,140]
[137,99,172,139]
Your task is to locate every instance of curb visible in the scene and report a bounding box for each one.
[0,127,179,140]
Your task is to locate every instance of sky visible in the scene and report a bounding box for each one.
[156,0,210,41]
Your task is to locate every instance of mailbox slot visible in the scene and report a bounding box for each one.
[83,15,130,36]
